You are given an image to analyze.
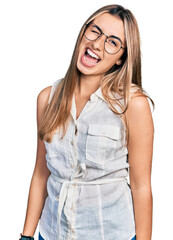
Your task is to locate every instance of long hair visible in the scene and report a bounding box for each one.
[38,4,154,143]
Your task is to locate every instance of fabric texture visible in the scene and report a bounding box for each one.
[38,231,136,240]
[38,78,136,240]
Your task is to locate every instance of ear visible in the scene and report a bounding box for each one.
[115,59,122,65]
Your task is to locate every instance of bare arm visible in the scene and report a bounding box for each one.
[21,86,52,236]
[125,95,154,240]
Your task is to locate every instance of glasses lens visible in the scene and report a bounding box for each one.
[105,37,122,54]
[84,24,123,54]
[84,24,100,41]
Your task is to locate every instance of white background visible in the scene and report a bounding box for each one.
[0,0,172,239]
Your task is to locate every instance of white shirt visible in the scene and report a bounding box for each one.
[39,78,136,240]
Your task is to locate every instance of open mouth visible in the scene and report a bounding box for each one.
[82,48,101,67]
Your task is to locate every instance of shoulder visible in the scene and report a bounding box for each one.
[126,92,154,138]
[37,78,62,108]
[128,92,151,113]
[36,86,52,127]
[127,91,153,123]
[37,86,52,108]
[127,83,151,113]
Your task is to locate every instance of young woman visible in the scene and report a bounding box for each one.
[20,4,154,240]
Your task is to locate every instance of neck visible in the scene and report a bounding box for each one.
[75,74,103,97]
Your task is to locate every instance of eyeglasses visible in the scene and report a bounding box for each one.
[84,23,126,55]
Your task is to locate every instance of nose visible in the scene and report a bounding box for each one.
[91,33,107,51]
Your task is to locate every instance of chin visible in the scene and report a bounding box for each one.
[77,60,91,75]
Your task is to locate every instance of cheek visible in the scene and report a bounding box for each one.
[102,56,117,70]
[103,50,124,69]
[79,38,88,51]
[77,39,87,60]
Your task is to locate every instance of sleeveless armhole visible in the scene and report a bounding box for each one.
[48,78,62,104]
[115,84,140,133]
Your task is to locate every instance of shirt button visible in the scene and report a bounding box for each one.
[71,162,75,168]
[71,140,74,145]
[56,195,60,201]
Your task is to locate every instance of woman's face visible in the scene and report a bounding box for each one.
[77,13,126,79]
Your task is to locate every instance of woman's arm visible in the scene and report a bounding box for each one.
[21,86,51,236]
[126,94,154,240]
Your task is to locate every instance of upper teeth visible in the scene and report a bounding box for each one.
[87,48,100,59]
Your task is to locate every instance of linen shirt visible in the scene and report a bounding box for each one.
[38,78,136,240]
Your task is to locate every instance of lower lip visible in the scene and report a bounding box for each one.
[81,50,99,67]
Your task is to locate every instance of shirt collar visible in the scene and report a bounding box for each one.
[90,87,106,102]
[70,87,106,122]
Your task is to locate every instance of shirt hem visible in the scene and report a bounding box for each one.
[39,220,51,240]
[128,232,136,240]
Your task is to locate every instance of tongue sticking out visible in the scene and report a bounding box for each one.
[84,52,99,64]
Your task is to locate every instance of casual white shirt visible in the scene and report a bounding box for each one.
[39,78,136,240]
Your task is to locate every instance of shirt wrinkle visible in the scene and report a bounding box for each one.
[39,78,136,240]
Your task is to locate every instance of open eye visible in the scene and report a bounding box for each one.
[106,37,122,50]
[108,38,118,47]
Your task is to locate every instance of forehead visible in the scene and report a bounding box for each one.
[93,13,125,43]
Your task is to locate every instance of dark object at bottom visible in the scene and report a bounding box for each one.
[38,232,44,240]
[19,234,34,240]
[38,232,136,240]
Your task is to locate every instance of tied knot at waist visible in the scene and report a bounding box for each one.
[51,162,128,186]
[51,173,127,187]
[50,168,127,240]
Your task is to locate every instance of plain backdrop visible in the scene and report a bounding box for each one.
[0,0,172,239]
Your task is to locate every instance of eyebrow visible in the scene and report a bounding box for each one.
[93,24,102,33]
[92,23,123,43]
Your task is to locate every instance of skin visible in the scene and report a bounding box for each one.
[21,87,51,236]
[75,13,126,119]
[77,13,125,78]
[76,13,153,239]
[124,96,154,240]
[76,13,125,99]
[22,13,153,240]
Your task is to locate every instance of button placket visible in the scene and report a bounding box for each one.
[69,93,101,169]
[69,137,75,168]
[69,121,78,168]
[73,123,78,167]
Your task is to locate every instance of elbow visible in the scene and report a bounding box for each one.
[130,180,152,193]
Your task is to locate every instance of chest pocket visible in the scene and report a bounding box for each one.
[86,124,121,165]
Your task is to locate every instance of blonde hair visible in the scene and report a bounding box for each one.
[38,4,154,143]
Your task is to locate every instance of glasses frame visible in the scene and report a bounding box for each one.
[83,23,126,55]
